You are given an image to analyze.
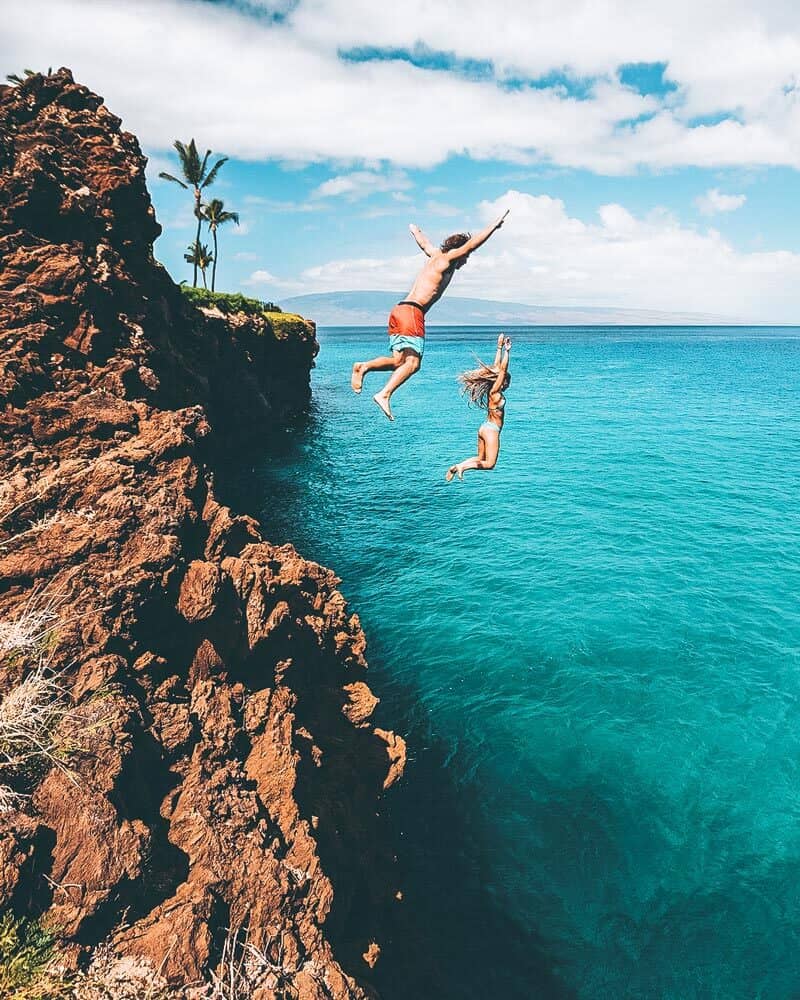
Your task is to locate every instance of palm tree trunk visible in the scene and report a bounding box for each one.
[193,188,202,287]
[211,227,218,292]
[201,265,208,290]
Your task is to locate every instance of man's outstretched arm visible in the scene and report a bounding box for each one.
[409,223,436,256]
[446,210,509,262]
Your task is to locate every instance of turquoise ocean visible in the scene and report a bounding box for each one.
[221,327,800,999]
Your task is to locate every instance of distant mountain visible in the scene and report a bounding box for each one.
[280,290,733,327]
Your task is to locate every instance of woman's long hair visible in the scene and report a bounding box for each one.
[458,359,500,410]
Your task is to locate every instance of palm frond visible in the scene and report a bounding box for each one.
[187,138,201,178]
[202,197,223,220]
[171,139,205,185]
[201,157,228,189]
[158,171,188,189]
[5,70,35,85]
[199,148,212,180]
[184,241,213,267]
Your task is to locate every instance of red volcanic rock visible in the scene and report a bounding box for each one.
[0,69,404,997]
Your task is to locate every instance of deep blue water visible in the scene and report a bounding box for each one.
[224,326,800,999]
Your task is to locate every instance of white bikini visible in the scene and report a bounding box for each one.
[481,393,505,434]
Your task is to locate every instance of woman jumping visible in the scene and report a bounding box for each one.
[446,334,511,481]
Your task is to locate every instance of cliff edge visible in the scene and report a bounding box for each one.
[0,69,405,997]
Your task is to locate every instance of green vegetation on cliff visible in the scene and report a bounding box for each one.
[181,286,280,315]
[181,287,312,343]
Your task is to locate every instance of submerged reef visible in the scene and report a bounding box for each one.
[0,69,404,997]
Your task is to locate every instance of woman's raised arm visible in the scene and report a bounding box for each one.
[490,338,511,393]
[493,333,504,368]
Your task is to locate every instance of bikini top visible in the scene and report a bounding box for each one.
[489,393,506,414]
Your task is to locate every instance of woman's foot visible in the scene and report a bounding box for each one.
[373,393,394,421]
[445,465,457,482]
[351,363,365,393]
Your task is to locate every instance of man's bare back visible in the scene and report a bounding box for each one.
[350,210,509,419]
[405,252,458,311]
[406,211,509,311]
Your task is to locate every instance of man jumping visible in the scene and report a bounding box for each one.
[351,210,509,420]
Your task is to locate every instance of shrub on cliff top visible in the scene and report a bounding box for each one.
[0,912,56,998]
[0,920,176,999]
[181,286,281,316]
[262,311,310,342]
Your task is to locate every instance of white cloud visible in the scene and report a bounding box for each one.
[234,251,258,261]
[6,0,800,173]
[287,0,800,118]
[300,254,420,291]
[144,152,177,180]
[425,200,461,217]
[695,188,747,215]
[242,196,323,213]
[243,269,280,285]
[291,189,800,321]
[229,220,251,236]
[313,170,412,199]
[242,269,306,294]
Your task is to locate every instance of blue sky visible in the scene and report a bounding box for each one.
[6,0,800,320]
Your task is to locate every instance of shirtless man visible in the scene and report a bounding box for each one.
[351,210,509,420]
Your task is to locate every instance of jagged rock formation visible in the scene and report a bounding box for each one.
[0,69,405,997]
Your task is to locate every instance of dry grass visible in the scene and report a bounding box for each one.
[0,662,69,780]
[0,588,74,811]
[67,946,177,999]
[0,782,26,813]
[0,586,62,661]
[207,922,293,999]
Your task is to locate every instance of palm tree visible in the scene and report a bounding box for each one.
[184,241,214,290]
[159,139,228,286]
[5,68,50,85]
[201,199,240,292]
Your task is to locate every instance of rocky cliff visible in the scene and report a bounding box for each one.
[0,69,405,997]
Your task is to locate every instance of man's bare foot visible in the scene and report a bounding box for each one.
[351,363,365,393]
[445,466,457,482]
[372,393,394,421]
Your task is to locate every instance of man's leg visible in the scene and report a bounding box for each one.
[373,350,421,421]
[351,354,399,393]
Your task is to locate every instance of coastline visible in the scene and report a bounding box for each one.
[0,70,404,996]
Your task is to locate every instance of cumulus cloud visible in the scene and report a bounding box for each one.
[292,189,800,321]
[300,254,421,290]
[312,170,412,199]
[5,0,800,172]
[242,268,282,285]
[695,188,747,215]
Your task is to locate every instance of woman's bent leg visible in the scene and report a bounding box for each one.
[445,429,500,480]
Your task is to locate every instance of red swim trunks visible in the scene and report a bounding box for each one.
[388,300,425,357]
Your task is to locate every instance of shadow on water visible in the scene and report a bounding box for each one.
[369,690,575,1000]
[213,409,575,1000]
